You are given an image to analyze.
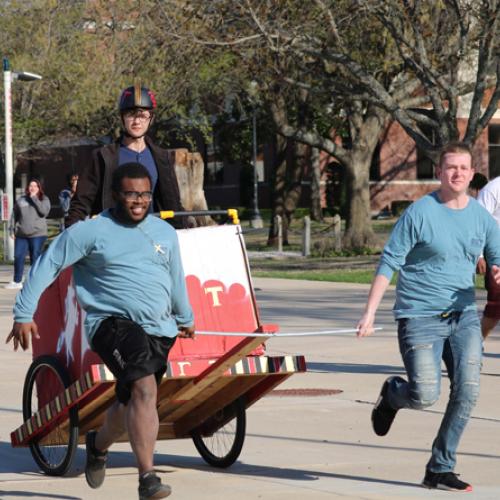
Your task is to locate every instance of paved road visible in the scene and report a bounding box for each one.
[1,268,500,499]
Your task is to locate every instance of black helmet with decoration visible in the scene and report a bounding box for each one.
[119,84,157,112]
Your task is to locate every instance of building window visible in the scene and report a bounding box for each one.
[415,110,437,179]
[416,150,434,179]
[205,136,224,185]
[489,124,500,179]
[369,142,381,181]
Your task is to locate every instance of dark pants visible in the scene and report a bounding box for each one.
[13,236,47,283]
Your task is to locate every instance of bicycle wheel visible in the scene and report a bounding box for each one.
[22,355,79,476]
[191,397,246,468]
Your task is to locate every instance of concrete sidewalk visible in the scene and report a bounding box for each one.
[0,271,500,499]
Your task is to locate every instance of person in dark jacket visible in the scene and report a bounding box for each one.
[65,84,184,228]
[58,172,79,231]
[6,178,51,289]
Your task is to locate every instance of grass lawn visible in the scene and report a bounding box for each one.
[253,268,387,284]
[252,267,486,290]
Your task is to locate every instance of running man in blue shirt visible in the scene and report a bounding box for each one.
[6,162,194,499]
[357,142,500,492]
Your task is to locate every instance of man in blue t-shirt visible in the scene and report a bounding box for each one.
[357,142,500,492]
[7,163,194,499]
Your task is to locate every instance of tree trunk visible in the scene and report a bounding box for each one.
[339,104,388,250]
[281,140,307,244]
[342,148,378,249]
[267,134,288,246]
[169,148,214,226]
[310,146,322,221]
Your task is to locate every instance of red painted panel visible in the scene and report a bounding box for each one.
[30,225,267,403]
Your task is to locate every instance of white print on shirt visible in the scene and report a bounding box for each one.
[113,348,126,369]
[56,276,80,365]
[154,244,165,254]
[136,225,169,267]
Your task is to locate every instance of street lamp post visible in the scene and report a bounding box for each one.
[3,57,42,261]
[248,82,263,229]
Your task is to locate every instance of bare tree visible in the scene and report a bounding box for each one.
[167,0,499,247]
[163,1,397,247]
[356,0,500,158]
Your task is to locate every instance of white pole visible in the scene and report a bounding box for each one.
[194,327,383,337]
[302,215,311,257]
[3,58,14,261]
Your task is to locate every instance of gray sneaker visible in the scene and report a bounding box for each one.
[138,471,172,499]
[85,430,107,489]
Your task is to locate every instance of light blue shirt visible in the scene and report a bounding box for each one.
[14,210,194,342]
[377,192,500,318]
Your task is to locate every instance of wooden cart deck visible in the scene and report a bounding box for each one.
[12,222,306,473]
[12,342,306,448]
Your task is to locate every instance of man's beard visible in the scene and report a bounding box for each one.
[112,201,148,225]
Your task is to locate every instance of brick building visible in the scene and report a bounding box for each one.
[13,111,500,218]
[367,117,499,214]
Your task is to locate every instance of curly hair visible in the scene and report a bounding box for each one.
[111,163,152,193]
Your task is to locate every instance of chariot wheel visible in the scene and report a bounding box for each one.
[191,397,246,468]
[22,355,79,476]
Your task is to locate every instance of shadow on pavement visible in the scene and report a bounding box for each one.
[483,352,500,358]
[0,491,79,499]
[307,361,406,375]
[4,429,500,477]
[154,454,419,489]
[0,442,133,476]
[227,465,419,490]
[242,432,500,461]
[0,442,38,474]
[0,406,22,414]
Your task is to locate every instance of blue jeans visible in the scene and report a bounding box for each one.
[386,310,482,473]
[13,236,47,283]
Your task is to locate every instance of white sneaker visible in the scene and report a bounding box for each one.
[5,281,22,290]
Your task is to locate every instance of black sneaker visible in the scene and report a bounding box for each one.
[422,470,472,492]
[371,376,404,436]
[85,430,108,489]
[138,471,172,499]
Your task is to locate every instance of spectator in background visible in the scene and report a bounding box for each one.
[59,173,79,217]
[468,172,488,198]
[58,173,79,230]
[5,179,51,289]
[476,175,500,338]
[65,84,185,228]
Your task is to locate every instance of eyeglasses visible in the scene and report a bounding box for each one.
[120,191,153,201]
[122,109,152,121]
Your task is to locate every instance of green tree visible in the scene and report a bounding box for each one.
[0,0,215,144]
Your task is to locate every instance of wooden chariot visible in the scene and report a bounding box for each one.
[10,213,306,475]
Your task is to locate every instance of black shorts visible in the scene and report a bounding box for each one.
[92,317,176,404]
